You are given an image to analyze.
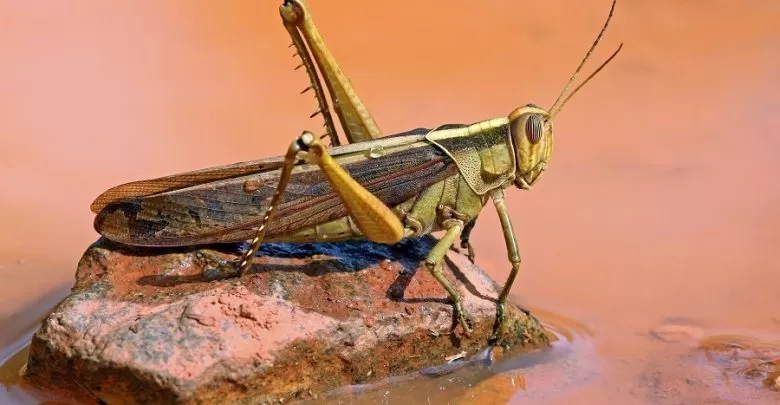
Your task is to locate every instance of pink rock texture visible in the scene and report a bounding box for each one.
[24,236,549,404]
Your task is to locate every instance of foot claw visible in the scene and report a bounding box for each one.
[489,302,507,343]
[453,302,473,337]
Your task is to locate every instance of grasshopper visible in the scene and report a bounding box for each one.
[90,0,622,339]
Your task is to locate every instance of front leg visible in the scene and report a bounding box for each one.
[489,189,527,341]
[424,220,473,336]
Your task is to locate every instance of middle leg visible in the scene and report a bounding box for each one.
[423,220,473,336]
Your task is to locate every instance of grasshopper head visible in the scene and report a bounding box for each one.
[508,105,553,190]
[506,0,622,191]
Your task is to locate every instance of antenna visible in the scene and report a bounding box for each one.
[548,0,619,117]
[551,43,623,118]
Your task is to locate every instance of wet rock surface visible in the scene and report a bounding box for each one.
[636,319,780,404]
[698,334,780,393]
[24,236,549,404]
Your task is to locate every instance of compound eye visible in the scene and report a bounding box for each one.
[525,114,543,144]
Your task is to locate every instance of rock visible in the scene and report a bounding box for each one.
[24,236,550,404]
[767,372,780,391]
[648,317,705,345]
[633,332,780,404]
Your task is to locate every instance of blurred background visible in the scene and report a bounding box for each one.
[1,0,778,403]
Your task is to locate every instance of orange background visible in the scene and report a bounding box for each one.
[1,0,779,402]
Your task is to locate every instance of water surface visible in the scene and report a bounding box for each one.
[1,0,779,403]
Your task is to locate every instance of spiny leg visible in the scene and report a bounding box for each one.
[426,221,473,336]
[490,190,525,341]
[280,0,384,144]
[279,1,340,146]
[200,129,405,276]
[234,135,306,275]
[201,131,405,277]
[195,136,304,277]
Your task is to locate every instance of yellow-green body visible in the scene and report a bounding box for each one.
[272,118,520,244]
[90,0,621,342]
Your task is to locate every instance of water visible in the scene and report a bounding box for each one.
[1,0,779,403]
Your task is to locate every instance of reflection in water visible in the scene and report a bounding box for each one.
[1,0,779,404]
[0,343,50,404]
[0,288,75,405]
[296,308,602,404]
